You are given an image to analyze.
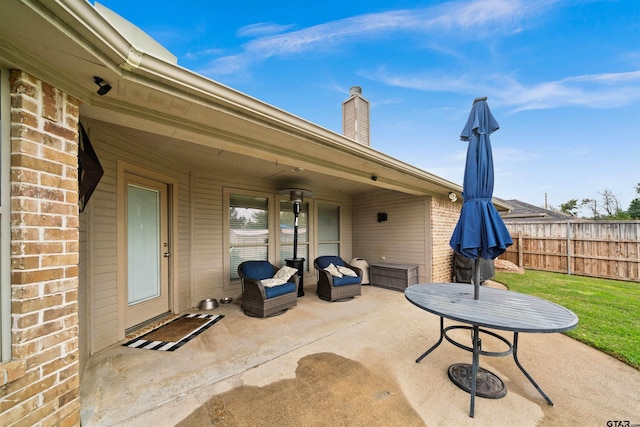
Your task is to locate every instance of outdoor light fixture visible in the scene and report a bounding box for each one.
[449,192,458,202]
[93,76,112,96]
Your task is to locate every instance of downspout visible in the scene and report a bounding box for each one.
[1,69,11,362]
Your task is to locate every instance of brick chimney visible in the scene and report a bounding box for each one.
[342,86,370,146]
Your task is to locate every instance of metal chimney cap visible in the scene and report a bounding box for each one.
[349,86,362,95]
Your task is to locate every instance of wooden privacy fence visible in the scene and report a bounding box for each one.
[501,220,640,282]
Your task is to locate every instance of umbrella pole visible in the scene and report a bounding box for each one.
[474,258,480,300]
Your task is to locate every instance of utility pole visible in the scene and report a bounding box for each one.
[545,192,548,210]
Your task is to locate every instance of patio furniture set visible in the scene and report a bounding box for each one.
[236,254,578,419]
[237,255,364,318]
[405,283,578,417]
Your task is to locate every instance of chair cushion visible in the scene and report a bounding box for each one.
[324,263,343,277]
[264,281,297,299]
[333,275,361,287]
[316,256,345,269]
[337,266,357,277]
[261,278,288,288]
[241,261,274,280]
[274,266,297,281]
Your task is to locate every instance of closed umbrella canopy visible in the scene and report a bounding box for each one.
[447,99,514,412]
[450,98,512,294]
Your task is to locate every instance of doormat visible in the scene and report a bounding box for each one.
[123,313,224,351]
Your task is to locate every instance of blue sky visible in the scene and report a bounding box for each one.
[97,0,639,216]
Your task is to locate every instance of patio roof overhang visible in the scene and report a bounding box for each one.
[0,0,511,209]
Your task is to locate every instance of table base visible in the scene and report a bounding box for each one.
[448,363,507,399]
[416,317,555,417]
[406,283,577,418]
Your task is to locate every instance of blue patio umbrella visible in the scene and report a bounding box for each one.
[449,97,513,300]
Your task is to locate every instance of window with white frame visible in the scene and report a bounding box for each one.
[279,199,309,273]
[1,68,11,362]
[317,204,340,256]
[228,193,269,281]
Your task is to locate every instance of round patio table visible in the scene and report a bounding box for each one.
[405,283,578,417]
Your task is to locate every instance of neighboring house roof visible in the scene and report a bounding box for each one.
[0,1,512,210]
[499,199,576,221]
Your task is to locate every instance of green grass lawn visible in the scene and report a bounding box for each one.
[493,270,639,370]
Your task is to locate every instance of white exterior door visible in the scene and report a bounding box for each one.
[124,174,170,329]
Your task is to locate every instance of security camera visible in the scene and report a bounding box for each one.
[371,175,378,181]
[97,84,112,96]
[93,76,112,96]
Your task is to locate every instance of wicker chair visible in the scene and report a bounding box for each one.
[238,261,299,318]
[313,256,362,302]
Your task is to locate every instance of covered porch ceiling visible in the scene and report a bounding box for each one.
[81,118,380,196]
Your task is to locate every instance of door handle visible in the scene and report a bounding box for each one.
[163,252,171,258]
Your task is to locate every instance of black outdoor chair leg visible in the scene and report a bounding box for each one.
[512,332,554,406]
[416,317,445,363]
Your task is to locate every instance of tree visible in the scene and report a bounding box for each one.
[581,198,599,219]
[230,207,248,229]
[599,189,621,217]
[560,199,579,216]
[628,182,640,219]
[571,186,638,220]
[247,210,269,229]
[629,199,640,219]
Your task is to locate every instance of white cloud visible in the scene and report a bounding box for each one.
[201,54,251,76]
[237,22,296,38]
[184,48,224,61]
[497,70,640,111]
[201,0,557,75]
[367,68,640,111]
[197,0,640,114]
[491,146,537,163]
[365,67,486,93]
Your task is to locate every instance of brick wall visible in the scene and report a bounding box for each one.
[430,196,461,282]
[0,71,80,426]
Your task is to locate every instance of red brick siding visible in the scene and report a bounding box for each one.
[0,71,80,426]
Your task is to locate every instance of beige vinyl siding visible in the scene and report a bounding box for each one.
[78,196,88,374]
[191,174,226,304]
[86,148,118,353]
[81,122,359,353]
[352,190,431,283]
[175,173,191,310]
[82,122,191,353]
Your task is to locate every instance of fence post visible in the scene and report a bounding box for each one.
[518,233,523,268]
[566,221,572,275]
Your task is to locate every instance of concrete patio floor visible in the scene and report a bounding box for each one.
[80,283,640,426]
